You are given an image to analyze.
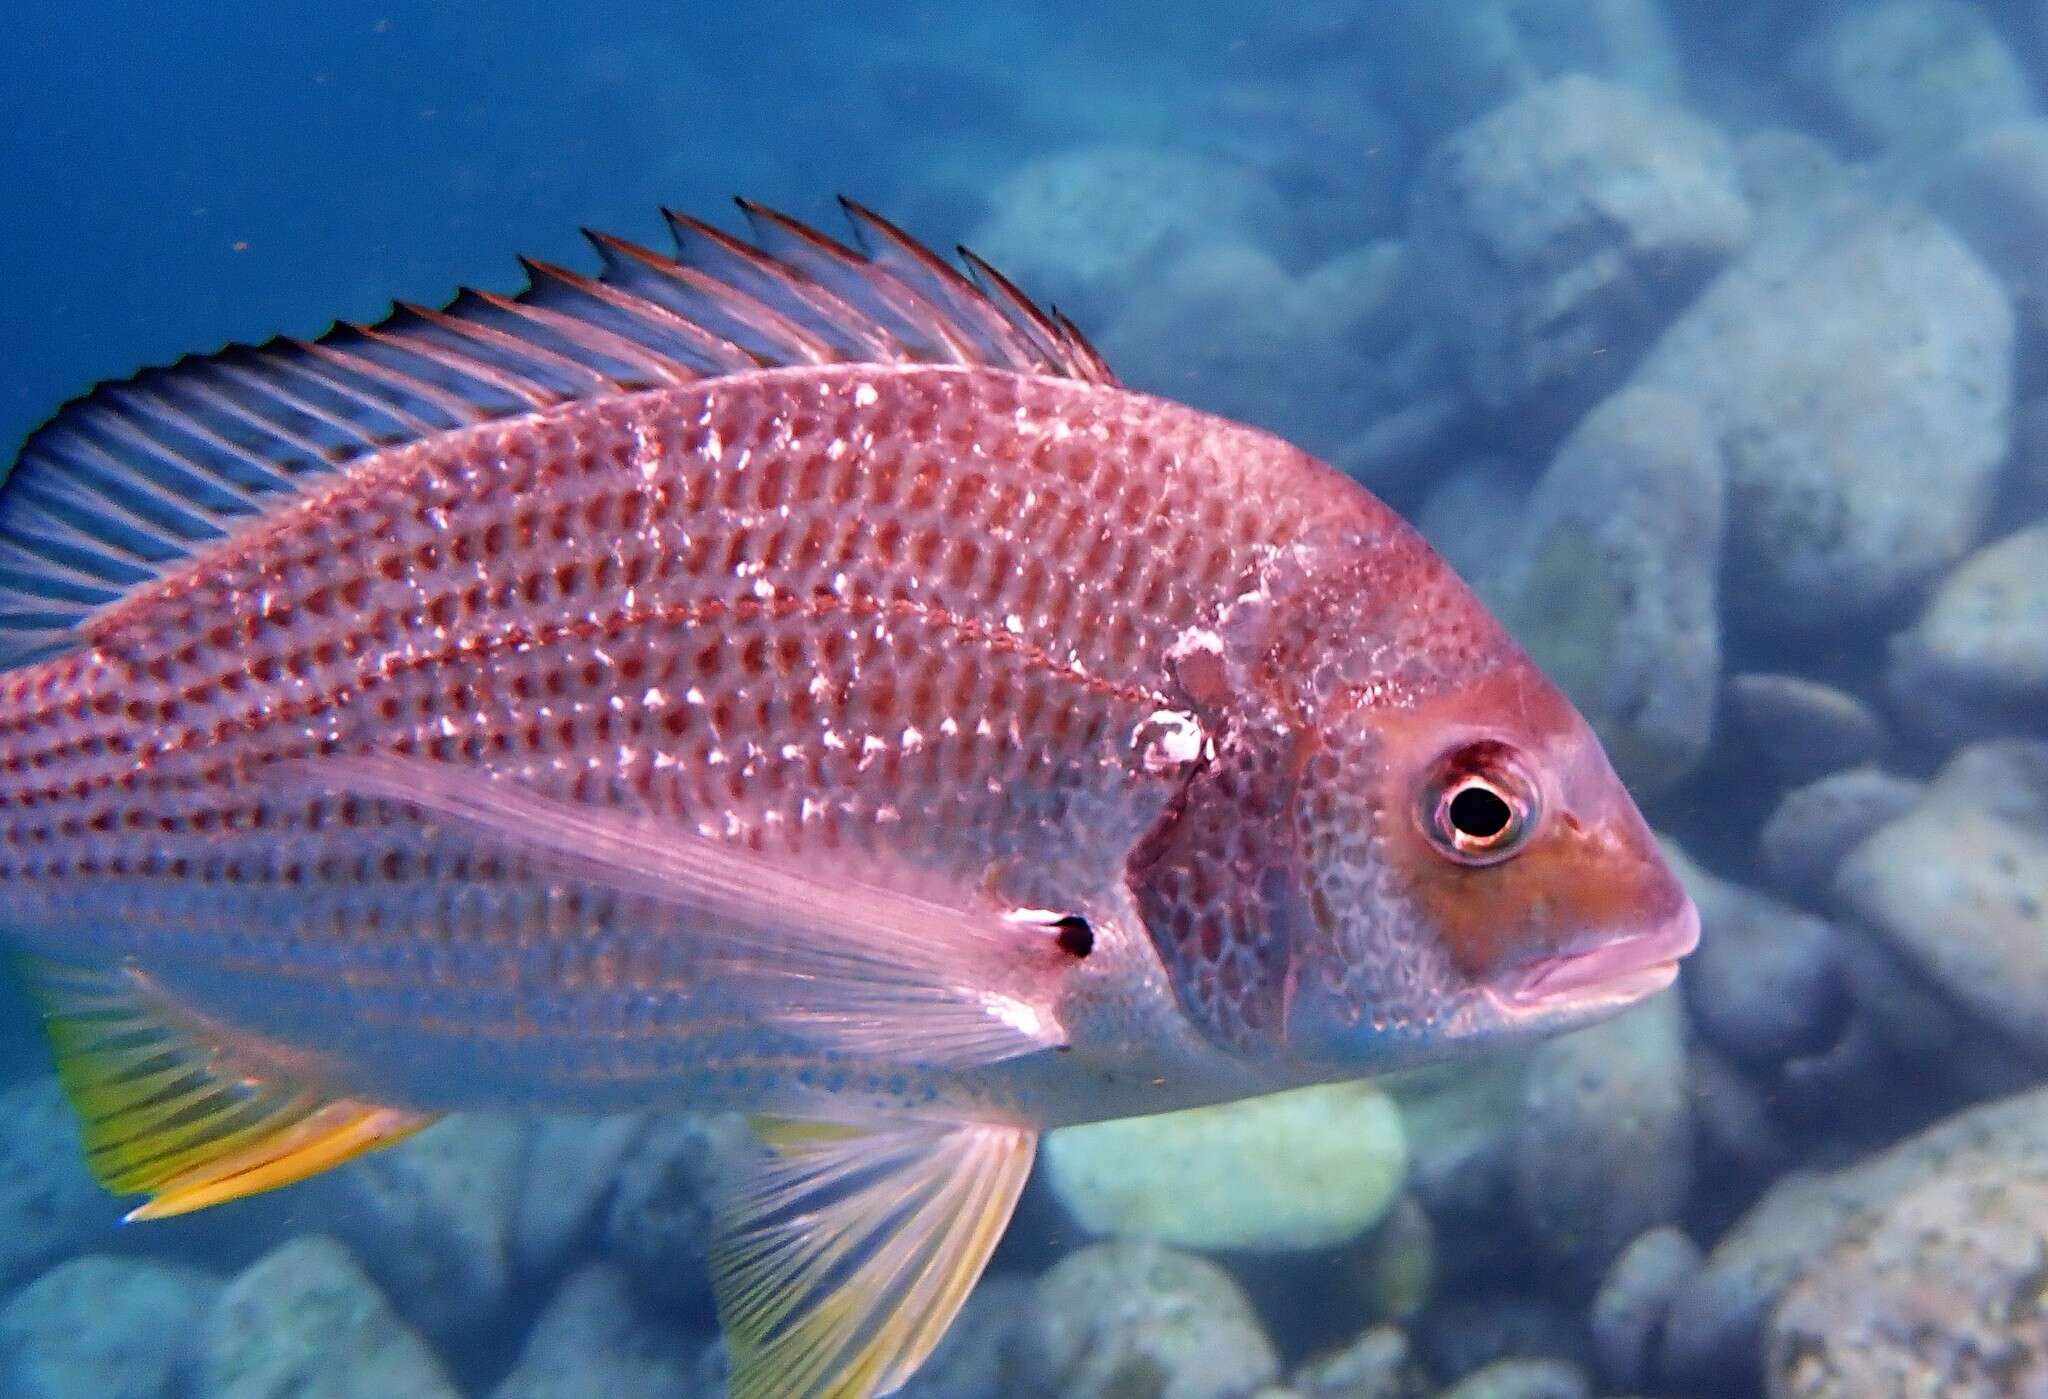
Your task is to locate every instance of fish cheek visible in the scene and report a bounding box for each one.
[1396,820,1646,980]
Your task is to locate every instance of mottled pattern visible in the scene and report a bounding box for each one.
[0,364,1347,1105]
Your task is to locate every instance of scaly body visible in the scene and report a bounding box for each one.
[0,364,1346,1120]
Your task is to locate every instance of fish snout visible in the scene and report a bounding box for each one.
[1482,894,1699,1018]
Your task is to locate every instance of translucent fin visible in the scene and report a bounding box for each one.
[714,1116,1036,1399]
[277,754,1078,1068]
[18,959,435,1220]
[0,200,1117,668]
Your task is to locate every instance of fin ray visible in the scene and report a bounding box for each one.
[714,1117,1036,1399]
[18,958,435,1220]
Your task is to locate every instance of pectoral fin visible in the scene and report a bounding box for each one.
[279,754,1080,1069]
[19,959,436,1220]
[715,1115,1036,1399]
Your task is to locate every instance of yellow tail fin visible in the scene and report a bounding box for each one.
[18,959,436,1220]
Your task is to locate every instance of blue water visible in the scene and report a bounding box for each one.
[3,3,2047,1396]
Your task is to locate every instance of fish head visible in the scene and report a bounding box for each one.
[1128,517,1697,1076]
[1282,657,1699,1070]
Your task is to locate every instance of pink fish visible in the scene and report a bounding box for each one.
[0,199,1697,1398]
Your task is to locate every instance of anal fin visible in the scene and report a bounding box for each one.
[715,1115,1036,1399]
[19,959,436,1220]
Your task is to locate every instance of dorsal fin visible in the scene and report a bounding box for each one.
[0,199,1117,667]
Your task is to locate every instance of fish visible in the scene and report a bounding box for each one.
[0,197,1698,1399]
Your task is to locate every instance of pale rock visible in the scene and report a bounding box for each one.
[1044,1081,1405,1253]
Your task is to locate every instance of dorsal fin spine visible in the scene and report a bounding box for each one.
[491,267,694,387]
[294,336,483,430]
[665,209,906,361]
[0,199,1117,667]
[204,360,376,466]
[588,231,834,367]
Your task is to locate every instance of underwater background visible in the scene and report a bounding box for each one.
[3,1,2047,1395]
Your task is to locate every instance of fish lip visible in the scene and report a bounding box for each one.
[1486,901,1701,1015]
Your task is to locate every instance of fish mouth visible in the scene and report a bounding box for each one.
[1484,901,1701,1018]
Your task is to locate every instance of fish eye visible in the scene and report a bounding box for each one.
[1420,743,1537,866]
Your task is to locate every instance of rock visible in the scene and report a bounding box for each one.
[1476,386,1723,790]
[898,1273,1032,1399]
[1418,1295,1590,1382]
[1044,1081,1406,1253]
[1757,766,1926,900]
[197,1235,461,1399]
[1185,81,1413,255]
[0,1255,220,1399]
[1513,990,1694,1280]
[1724,673,1886,783]
[1292,1325,1424,1399]
[1099,244,1379,460]
[1767,1161,2048,1398]
[1008,1240,1280,1399]
[1832,924,1977,1072]
[1924,121,2048,321]
[1590,1227,1702,1393]
[1837,740,2048,1057]
[1351,1196,1435,1324]
[1633,187,2012,632]
[2008,396,2048,521]
[1887,523,2048,742]
[1331,391,1470,498]
[1365,0,1686,142]
[1660,1083,2048,1393]
[1793,0,2036,155]
[510,1114,648,1278]
[1438,1359,1591,1399]
[1668,850,1851,1070]
[0,1076,122,1293]
[1735,130,1848,218]
[1688,1046,1793,1185]
[1408,78,1750,422]
[600,1111,757,1312]
[1414,460,1533,588]
[1392,1059,1527,1290]
[302,1114,525,1342]
[491,1264,699,1399]
[969,146,1292,328]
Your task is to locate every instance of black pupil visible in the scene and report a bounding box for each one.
[1448,784,1514,841]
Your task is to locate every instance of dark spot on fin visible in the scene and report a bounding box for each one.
[0,201,1118,669]
[1053,914,1095,959]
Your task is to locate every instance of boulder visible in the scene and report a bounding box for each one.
[1660,1083,2048,1392]
[1512,992,1693,1280]
[1476,386,1723,790]
[196,1235,460,1399]
[1757,766,1926,901]
[1793,0,2035,154]
[1409,78,1749,423]
[0,1255,220,1399]
[491,1263,700,1399]
[1008,1240,1281,1399]
[1365,0,1685,141]
[1044,1081,1406,1253]
[968,145,1292,328]
[1887,523,2048,742]
[1633,187,2012,631]
[1766,1162,2048,1397]
[1836,739,2048,1058]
